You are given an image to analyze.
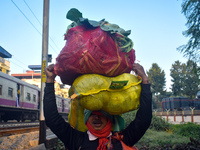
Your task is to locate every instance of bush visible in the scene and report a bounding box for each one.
[149,115,172,131]
[136,129,190,149]
[122,110,137,128]
[172,122,200,141]
[56,139,65,150]
[122,112,172,132]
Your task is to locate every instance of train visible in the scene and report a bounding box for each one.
[0,71,70,122]
[160,97,200,111]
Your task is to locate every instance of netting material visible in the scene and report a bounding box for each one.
[68,73,141,131]
[54,25,135,85]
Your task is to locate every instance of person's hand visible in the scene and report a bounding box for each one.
[132,63,149,84]
[45,64,56,83]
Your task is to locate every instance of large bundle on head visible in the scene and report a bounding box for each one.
[54,8,135,85]
[68,73,142,132]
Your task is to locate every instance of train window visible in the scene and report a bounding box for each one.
[26,93,31,101]
[33,94,36,102]
[0,85,2,95]
[8,87,13,97]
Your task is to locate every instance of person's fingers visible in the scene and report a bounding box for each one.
[46,64,55,72]
[132,63,141,73]
[132,63,146,76]
[132,63,139,67]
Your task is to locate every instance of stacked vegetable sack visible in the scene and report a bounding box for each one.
[54,8,142,132]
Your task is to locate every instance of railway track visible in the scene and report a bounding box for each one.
[0,122,39,137]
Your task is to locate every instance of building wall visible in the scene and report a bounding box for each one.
[0,56,10,74]
[54,82,69,98]
[12,71,69,98]
[22,78,69,98]
[21,78,41,88]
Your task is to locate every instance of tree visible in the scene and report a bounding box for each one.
[182,60,200,99]
[170,60,200,99]
[177,0,200,62]
[147,63,166,97]
[170,60,186,96]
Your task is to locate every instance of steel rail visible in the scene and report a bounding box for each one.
[0,124,39,137]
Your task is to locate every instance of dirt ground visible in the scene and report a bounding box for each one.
[0,129,53,150]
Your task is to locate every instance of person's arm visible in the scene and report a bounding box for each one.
[122,63,152,146]
[44,64,84,149]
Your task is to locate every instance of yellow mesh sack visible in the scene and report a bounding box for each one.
[68,73,142,131]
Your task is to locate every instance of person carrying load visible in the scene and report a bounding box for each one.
[44,63,152,150]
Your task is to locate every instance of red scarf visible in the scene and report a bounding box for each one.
[86,118,112,150]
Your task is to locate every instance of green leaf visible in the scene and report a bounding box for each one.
[100,23,131,36]
[79,18,102,27]
[66,8,83,23]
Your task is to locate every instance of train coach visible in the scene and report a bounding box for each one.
[161,96,200,111]
[0,71,70,122]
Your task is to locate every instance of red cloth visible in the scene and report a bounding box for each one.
[86,119,112,150]
[112,132,138,150]
[92,111,104,116]
[54,25,135,85]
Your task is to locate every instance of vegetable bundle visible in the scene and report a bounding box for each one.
[68,73,142,132]
[54,9,139,132]
[54,8,135,85]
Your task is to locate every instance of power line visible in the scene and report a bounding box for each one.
[11,0,59,54]
[49,37,61,52]
[11,0,42,36]
[23,0,42,26]
[12,56,28,68]
[9,59,26,70]
[23,0,61,52]
[49,43,59,54]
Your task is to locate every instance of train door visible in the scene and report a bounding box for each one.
[21,85,25,106]
[16,84,20,107]
[197,91,200,99]
[37,91,40,109]
[62,99,64,112]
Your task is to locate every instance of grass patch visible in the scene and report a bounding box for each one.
[135,129,190,149]
[123,112,200,149]
[149,115,172,131]
[172,122,200,141]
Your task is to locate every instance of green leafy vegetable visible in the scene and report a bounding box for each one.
[65,8,134,53]
[66,8,82,23]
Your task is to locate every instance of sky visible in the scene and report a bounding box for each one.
[0,0,189,91]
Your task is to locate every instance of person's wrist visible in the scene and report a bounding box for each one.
[46,78,55,83]
[141,77,149,84]
[142,79,149,84]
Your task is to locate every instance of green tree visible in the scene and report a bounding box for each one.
[177,0,200,62]
[182,60,199,99]
[170,60,186,96]
[147,63,166,98]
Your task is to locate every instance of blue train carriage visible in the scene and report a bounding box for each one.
[196,91,200,109]
[166,97,171,110]
[0,71,40,122]
[161,96,199,111]
[170,96,189,111]
[161,97,169,111]
[194,100,200,110]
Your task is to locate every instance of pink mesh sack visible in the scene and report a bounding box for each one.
[54,8,135,85]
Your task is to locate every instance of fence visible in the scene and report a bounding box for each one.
[154,109,200,124]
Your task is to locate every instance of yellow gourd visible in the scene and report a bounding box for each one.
[68,73,142,131]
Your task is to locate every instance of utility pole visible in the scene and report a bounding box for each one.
[39,0,49,144]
